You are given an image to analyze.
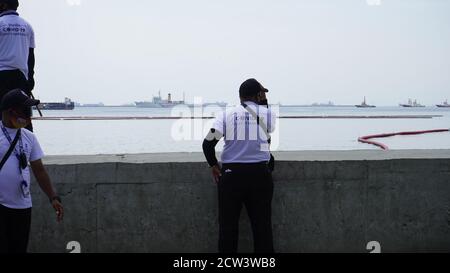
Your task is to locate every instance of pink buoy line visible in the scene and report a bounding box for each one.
[358,129,450,150]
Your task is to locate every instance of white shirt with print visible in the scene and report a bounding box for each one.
[212,101,276,164]
[0,11,35,79]
[0,122,44,209]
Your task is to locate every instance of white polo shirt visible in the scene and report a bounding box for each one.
[212,101,276,164]
[0,10,35,79]
[0,122,44,209]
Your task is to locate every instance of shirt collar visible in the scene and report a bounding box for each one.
[0,10,19,17]
[243,101,258,106]
[0,121,17,134]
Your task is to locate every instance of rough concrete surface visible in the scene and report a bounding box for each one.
[28,150,450,253]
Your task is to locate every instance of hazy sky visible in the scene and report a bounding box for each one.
[18,0,450,106]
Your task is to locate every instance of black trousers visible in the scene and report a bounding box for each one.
[0,204,32,253]
[218,162,274,253]
[0,69,34,132]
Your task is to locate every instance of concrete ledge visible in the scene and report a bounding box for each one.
[43,149,450,165]
[29,150,450,253]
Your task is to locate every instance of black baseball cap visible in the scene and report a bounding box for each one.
[239,78,269,97]
[0,89,40,111]
[0,0,18,4]
[0,0,19,7]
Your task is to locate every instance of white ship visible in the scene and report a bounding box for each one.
[400,99,425,108]
[135,92,185,108]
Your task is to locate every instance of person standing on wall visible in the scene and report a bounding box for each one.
[0,89,63,253]
[0,0,37,132]
[202,78,277,253]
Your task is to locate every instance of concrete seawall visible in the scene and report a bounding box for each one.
[29,150,450,253]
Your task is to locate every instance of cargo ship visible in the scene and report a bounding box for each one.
[355,97,376,108]
[436,100,450,108]
[36,98,75,110]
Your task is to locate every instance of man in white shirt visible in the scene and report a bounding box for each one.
[202,79,276,253]
[0,89,63,253]
[0,0,36,132]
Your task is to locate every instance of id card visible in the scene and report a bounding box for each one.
[20,181,30,198]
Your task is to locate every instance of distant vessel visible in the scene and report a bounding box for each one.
[135,92,186,108]
[280,103,352,107]
[37,98,75,110]
[79,103,105,107]
[311,101,335,107]
[355,97,376,108]
[436,100,450,108]
[187,102,228,107]
[400,99,425,108]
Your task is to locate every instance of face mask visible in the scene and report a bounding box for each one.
[11,116,30,129]
[9,109,31,129]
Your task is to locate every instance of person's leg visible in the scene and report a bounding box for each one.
[244,165,274,253]
[0,71,10,123]
[0,70,29,93]
[218,167,245,253]
[13,71,34,132]
[6,207,32,253]
[0,70,34,131]
[0,204,10,253]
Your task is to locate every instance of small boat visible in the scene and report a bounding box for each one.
[355,97,376,108]
[311,101,335,107]
[400,99,425,108]
[436,100,450,108]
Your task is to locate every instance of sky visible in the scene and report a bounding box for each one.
[17,0,450,106]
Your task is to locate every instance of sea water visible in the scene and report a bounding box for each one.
[32,106,450,155]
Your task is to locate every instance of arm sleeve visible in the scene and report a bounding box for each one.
[29,25,36,49]
[268,108,277,133]
[211,111,226,134]
[29,134,44,162]
[202,113,225,167]
[27,48,35,91]
[202,130,220,167]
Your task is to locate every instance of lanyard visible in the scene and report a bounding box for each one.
[1,125,25,173]
[241,102,271,143]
